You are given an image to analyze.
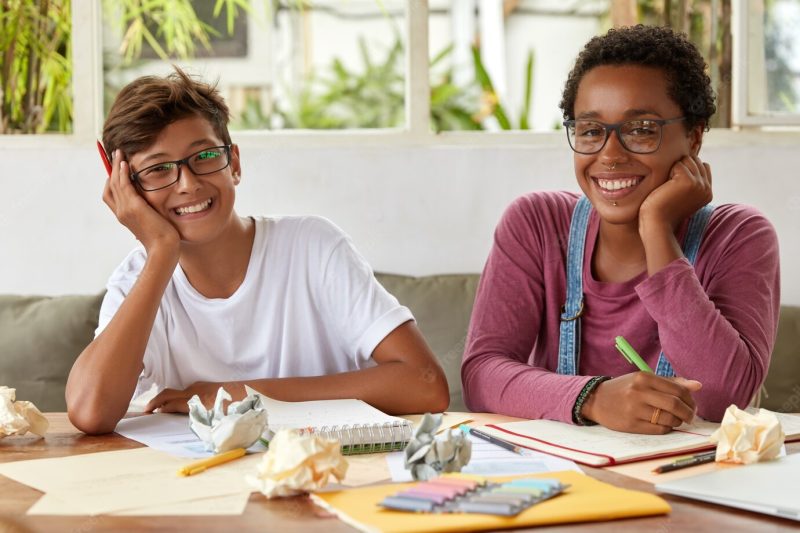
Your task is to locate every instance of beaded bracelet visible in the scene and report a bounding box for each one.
[572,376,611,426]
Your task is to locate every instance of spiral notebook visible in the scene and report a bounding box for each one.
[246,387,413,455]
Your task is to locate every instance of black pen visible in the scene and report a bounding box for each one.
[652,450,717,474]
[460,425,523,455]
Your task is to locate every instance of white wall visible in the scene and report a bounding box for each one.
[1,132,799,305]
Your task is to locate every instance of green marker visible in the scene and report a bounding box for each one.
[614,336,654,373]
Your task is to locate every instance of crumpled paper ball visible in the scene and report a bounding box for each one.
[246,429,348,498]
[0,386,49,438]
[404,412,472,481]
[710,405,785,464]
[188,387,268,453]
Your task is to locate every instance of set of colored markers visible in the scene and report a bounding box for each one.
[378,476,568,516]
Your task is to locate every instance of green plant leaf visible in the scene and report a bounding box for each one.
[431,43,454,68]
[519,50,534,130]
[0,0,73,133]
[431,83,461,106]
[471,45,493,91]
[471,45,511,129]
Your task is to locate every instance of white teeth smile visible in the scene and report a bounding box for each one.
[597,178,640,191]
[175,199,212,215]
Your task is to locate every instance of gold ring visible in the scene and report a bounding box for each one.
[650,407,662,425]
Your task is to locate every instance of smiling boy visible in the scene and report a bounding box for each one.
[66,68,449,434]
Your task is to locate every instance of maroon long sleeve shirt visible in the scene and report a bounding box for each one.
[462,191,780,423]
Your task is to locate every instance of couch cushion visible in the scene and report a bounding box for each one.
[761,305,800,412]
[377,273,800,416]
[2,282,795,417]
[375,273,479,412]
[0,293,104,412]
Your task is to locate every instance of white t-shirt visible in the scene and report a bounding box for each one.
[96,216,414,397]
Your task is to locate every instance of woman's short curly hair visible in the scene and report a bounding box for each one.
[559,25,716,130]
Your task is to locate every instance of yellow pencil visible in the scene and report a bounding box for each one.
[177,447,246,477]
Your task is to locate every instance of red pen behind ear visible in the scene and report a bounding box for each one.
[97,140,112,176]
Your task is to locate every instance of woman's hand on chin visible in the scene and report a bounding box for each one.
[639,154,713,234]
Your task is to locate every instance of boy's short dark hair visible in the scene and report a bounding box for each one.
[559,24,716,130]
[102,67,231,159]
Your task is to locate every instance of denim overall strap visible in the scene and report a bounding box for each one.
[654,204,715,377]
[557,196,592,375]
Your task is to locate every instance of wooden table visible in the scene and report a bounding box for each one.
[1,413,798,532]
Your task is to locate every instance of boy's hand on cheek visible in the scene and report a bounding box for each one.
[639,154,713,234]
[102,150,180,256]
[144,381,231,414]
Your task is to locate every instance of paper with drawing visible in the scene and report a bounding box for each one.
[115,413,266,458]
[386,432,582,482]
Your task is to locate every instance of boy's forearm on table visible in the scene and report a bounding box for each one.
[238,360,449,415]
[66,252,176,433]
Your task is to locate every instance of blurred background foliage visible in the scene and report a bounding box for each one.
[2,1,798,133]
[0,0,71,133]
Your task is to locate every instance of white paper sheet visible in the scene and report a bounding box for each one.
[115,414,266,458]
[385,433,583,482]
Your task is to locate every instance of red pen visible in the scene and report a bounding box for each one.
[96,140,112,176]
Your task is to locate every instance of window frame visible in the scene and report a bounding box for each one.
[732,0,800,127]
[73,0,105,141]
[2,0,799,150]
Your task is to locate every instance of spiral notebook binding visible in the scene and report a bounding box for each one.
[302,421,412,455]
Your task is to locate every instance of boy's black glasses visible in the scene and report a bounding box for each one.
[562,117,686,155]
[130,145,232,191]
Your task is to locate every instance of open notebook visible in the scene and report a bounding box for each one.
[246,386,412,455]
[477,411,800,467]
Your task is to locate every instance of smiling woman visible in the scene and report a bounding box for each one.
[462,25,781,434]
[570,64,708,231]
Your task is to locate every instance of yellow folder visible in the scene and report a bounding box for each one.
[311,471,670,533]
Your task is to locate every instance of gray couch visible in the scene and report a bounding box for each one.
[1,273,798,414]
